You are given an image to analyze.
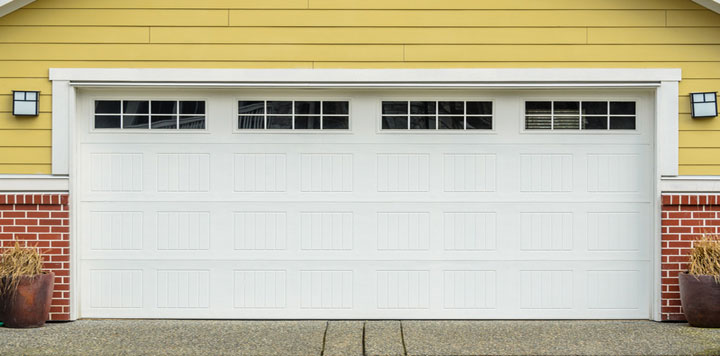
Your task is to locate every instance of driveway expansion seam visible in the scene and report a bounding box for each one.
[320,320,329,356]
[400,321,408,356]
[362,321,366,356]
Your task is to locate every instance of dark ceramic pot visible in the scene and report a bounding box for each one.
[0,273,54,328]
[679,272,720,328]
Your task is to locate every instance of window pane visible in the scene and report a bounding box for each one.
[467,101,492,115]
[582,101,607,115]
[554,101,579,115]
[267,101,292,115]
[323,116,349,130]
[525,116,551,129]
[123,115,149,129]
[95,115,120,128]
[267,116,292,129]
[123,101,149,115]
[610,116,636,130]
[238,101,264,115]
[382,101,407,115]
[438,101,464,115]
[610,102,636,115]
[238,115,264,129]
[180,101,205,115]
[526,101,551,115]
[295,116,321,129]
[438,116,464,129]
[323,101,349,115]
[582,116,607,130]
[466,116,492,130]
[410,116,436,129]
[151,101,177,115]
[151,115,177,129]
[553,116,580,129]
[295,101,321,115]
[95,101,120,114]
[179,116,205,129]
[410,101,436,115]
[382,116,408,129]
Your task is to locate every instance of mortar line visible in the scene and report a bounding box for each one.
[320,320,329,356]
[400,320,408,356]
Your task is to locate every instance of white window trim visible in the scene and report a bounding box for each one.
[48,68,680,322]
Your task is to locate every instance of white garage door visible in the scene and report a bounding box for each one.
[77,89,654,319]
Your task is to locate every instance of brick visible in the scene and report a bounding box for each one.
[681,219,703,226]
[668,241,692,248]
[51,255,69,262]
[37,205,61,211]
[692,212,715,218]
[51,212,69,219]
[38,233,61,240]
[38,219,62,226]
[51,226,69,233]
[14,205,37,211]
[662,195,671,205]
[15,218,37,225]
[3,211,24,218]
[669,255,690,263]
[51,240,70,248]
[669,212,692,219]
[4,226,26,232]
[662,219,679,226]
[0,204,13,210]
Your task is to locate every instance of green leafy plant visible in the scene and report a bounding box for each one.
[688,234,720,283]
[0,242,45,299]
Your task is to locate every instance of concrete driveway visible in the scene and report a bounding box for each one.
[0,320,718,356]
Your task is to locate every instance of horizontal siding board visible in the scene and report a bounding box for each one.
[228,10,667,27]
[0,9,229,26]
[680,131,720,148]
[150,27,587,44]
[308,0,702,10]
[680,165,720,175]
[0,130,51,146]
[679,79,720,96]
[680,148,720,165]
[26,0,309,9]
[0,147,51,164]
[0,78,51,94]
[0,114,51,130]
[404,45,720,62]
[588,27,720,44]
[0,27,150,44]
[667,10,720,27]
[0,164,51,174]
[0,44,405,61]
[0,61,312,77]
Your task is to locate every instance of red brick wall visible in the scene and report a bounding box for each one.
[0,194,69,321]
[661,194,720,321]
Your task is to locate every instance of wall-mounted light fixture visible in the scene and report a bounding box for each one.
[691,92,718,118]
[12,91,39,116]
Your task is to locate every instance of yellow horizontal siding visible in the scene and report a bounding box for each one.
[0,130,51,146]
[0,44,405,61]
[0,114,51,130]
[0,27,150,43]
[228,10,667,27]
[307,0,702,10]
[0,9,229,26]
[0,164,51,174]
[26,0,308,9]
[0,147,50,164]
[588,27,720,44]
[0,1,719,174]
[150,27,588,44]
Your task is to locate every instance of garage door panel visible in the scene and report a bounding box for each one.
[78,90,653,319]
[79,260,649,319]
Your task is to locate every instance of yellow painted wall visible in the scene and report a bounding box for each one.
[0,0,719,174]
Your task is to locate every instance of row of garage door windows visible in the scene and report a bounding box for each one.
[93,100,637,131]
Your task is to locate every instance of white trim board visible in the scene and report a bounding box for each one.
[0,0,33,18]
[694,0,720,14]
[661,176,720,193]
[0,175,69,191]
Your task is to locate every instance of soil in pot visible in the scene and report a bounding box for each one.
[0,272,54,328]
[679,272,720,328]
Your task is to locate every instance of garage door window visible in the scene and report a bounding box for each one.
[525,101,636,131]
[94,100,206,130]
[237,100,350,130]
[381,101,492,130]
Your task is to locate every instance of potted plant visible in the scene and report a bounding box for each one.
[0,242,54,328]
[679,234,720,328]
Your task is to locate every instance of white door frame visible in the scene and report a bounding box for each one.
[49,68,681,321]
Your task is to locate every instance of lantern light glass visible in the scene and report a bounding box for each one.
[690,91,717,118]
[12,90,40,116]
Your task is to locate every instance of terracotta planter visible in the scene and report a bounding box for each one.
[0,272,54,328]
[679,272,720,328]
